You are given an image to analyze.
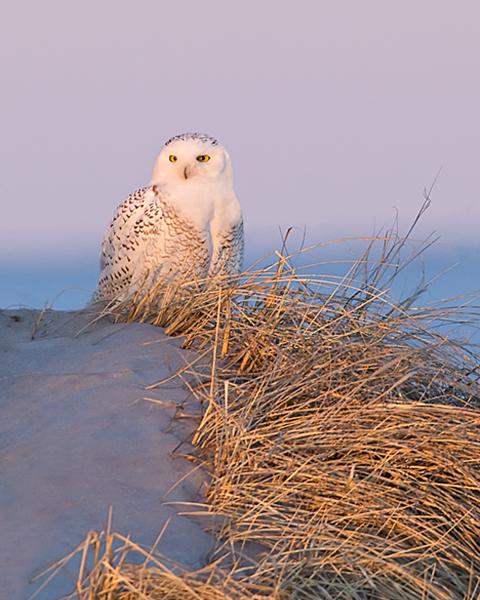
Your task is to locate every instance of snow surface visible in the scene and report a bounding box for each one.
[0,309,214,599]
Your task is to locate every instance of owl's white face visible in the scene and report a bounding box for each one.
[151,133,233,187]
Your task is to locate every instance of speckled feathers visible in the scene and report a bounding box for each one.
[94,134,243,302]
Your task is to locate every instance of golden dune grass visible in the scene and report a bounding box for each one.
[41,215,480,599]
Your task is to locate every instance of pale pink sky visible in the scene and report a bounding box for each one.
[1,1,479,265]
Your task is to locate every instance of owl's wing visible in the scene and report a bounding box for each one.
[209,219,244,278]
[99,186,150,271]
[95,186,165,301]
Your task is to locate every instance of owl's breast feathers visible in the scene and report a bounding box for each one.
[94,185,243,302]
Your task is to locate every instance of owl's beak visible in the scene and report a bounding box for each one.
[183,165,190,180]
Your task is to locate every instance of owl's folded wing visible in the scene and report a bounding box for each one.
[99,186,151,271]
[96,186,163,301]
[209,219,244,278]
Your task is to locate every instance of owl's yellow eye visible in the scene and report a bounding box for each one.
[196,154,210,162]
[169,154,177,162]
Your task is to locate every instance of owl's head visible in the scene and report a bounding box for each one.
[151,133,233,187]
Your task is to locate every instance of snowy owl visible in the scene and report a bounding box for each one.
[94,133,243,302]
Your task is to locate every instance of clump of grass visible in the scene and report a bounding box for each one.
[32,525,259,600]
[41,207,480,599]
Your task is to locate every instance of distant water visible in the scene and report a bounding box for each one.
[0,258,99,311]
[1,241,478,341]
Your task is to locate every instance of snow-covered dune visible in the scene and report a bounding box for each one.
[0,309,213,600]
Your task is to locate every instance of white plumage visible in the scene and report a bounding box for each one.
[94,133,243,302]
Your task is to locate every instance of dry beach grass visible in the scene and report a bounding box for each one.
[39,214,480,599]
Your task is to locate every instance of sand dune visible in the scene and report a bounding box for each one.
[0,309,213,600]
